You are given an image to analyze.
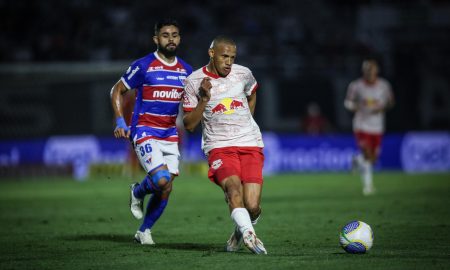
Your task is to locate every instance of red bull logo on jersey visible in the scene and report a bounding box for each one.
[211,98,246,115]
[364,98,380,108]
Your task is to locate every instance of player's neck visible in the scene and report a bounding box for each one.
[363,78,377,85]
[156,51,176,64]
[206,63,219,76]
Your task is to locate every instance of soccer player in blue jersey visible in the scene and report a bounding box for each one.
[110,18,192,244]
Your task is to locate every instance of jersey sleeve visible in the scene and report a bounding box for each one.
[244,69,258,96]
[121,60,145,90]
[344,81,358,110]
[182,78,198,112]
[346,81,358,101]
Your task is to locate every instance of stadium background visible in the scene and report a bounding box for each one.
[1,0,450,138]
[0,1,449,269]
[1,0,449,178]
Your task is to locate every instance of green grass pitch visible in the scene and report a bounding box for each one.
[0,172,449,269]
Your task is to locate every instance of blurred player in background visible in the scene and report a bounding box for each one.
[183,36,267,254]
[344,59,395,195]
[300,102,331,135]
[110,19,192,244]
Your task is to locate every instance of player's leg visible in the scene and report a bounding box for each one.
[352,132,366,172]
[225,183,266,254]
[240,147,266,254]
[135,141,179,244]
[240,147,264,223]
[129,140,163,219]
[243,183,262,224]
[135,170,174,245]
[220,175,266,254]
[363,134,382,195]
[354,132,375,195]
[208,147,264,254]
[361,148,374,195]
[361,133,382,195]
[221,178,245,252]
[217,174,250,235]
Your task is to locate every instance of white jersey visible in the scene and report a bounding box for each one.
[345,78,393,134]
[183,64,264,154]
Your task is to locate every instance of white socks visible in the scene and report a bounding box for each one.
[361,160,373,189]
[355,154,365,170]
[231,208,254,234]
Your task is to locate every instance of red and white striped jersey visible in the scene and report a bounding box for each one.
[121,52,192,144]
[345,78,394,134]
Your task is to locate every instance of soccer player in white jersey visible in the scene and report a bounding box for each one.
[344,59,395,195]
[110,19,192,244]
[183,36,267,254]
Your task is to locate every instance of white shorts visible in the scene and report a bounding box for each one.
[133,139,180,175]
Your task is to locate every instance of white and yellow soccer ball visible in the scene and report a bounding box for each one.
[339,220,374,254]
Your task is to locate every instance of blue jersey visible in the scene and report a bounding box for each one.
[121,52,192,143]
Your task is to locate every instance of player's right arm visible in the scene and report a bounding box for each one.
[111,80,131,139]
[111,60,145,139]
[183,77,211,132]
[344,81,358,112]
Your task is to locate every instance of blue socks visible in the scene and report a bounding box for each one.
[133,176,155,199]
[139,195,168,232]
[133,174,170,232]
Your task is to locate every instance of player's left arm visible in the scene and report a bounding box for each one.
[247,92,257,116]
[385,83,395,110]
[111,80,131,139]
[243,69,258,116]
[344,81,358,112]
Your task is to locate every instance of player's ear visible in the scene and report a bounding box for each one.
[152,35,158,46]
[208,48,214,59]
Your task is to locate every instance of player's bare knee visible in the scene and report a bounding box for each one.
[227,188,242,201]
[221,176,244,208]
[151,169,172,191]
[161,181,172,194]
[246,205,261,219]
[226,188,243,208]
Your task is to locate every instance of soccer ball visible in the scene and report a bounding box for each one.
[339,220,373,254]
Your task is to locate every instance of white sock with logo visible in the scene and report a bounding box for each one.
[230,208,254,234]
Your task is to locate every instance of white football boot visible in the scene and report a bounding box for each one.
[242,230,267,255]
[130,183,143,219]
[134,229,155,245]
[363,185,376,196]
[226,226,243,252]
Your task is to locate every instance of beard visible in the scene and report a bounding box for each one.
[158,44,178,58]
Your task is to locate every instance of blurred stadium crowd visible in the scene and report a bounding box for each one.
[1,0,449,138]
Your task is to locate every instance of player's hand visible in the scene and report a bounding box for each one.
[114,117,130,139]
[199,77,212,102]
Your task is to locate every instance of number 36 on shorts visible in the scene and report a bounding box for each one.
[138,143,152,157]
